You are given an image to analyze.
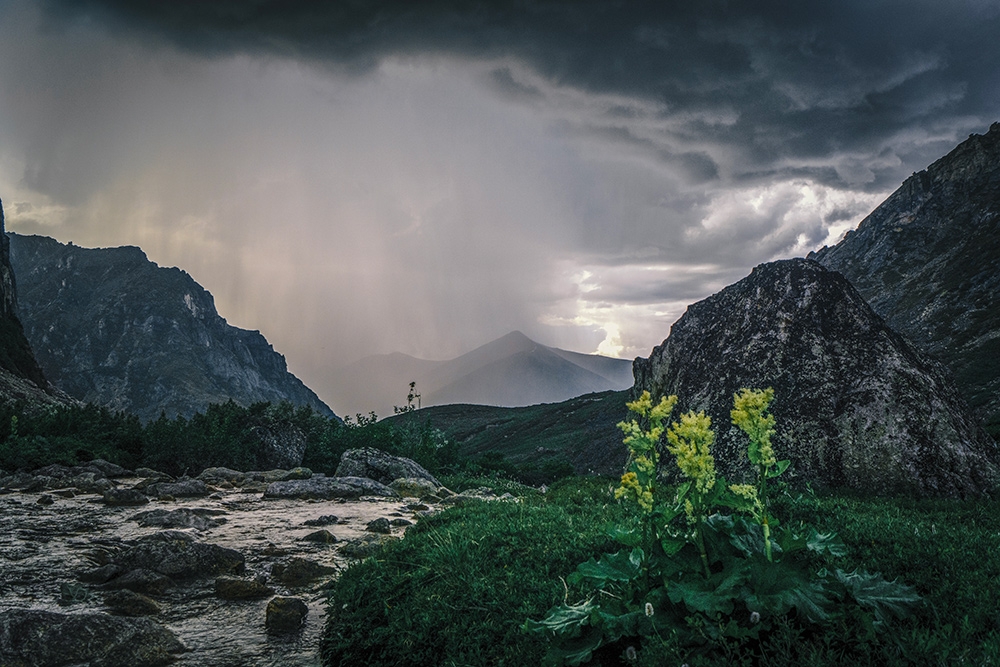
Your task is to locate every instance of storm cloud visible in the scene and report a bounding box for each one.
[0,0,997,412]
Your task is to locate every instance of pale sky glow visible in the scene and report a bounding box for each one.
[0,0,997,411]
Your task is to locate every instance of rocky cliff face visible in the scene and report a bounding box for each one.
[0,201,66,407]
[633,258,998,497]
[810,122,1000,438]
[8,233,335,422]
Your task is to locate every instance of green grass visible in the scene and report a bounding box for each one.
[323,478,1000,667]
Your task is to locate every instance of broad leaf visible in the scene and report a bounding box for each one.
[834,569,921,624]
[543,626,606,667]
[608,525,643,547]
[569,548,643,587]
[768,459,791,478]
[524,599,598,638]
[805,528,847,557]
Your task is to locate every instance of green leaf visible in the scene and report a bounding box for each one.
[805,528,847,557]
[568,548,643,587]
[608,525,642,547]
[767,459,791,478]
[524,599,598,638]
[660,536,687,556]
[833,569,921,624]
[542,626,606,667]
[744,559,831,623]
[668,564,747,616]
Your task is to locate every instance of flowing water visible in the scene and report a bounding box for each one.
[0,482,415,666]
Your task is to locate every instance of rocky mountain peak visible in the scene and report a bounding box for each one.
[810,121,1000,437]
[634,257,997,497]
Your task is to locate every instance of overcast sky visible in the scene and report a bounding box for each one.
[0,0,998,408]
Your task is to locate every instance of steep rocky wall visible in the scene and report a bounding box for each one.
[810,122,1000,437]
[8,233,335,421]
[633,258,998,497]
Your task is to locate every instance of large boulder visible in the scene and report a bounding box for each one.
[144,479,210,499]
[251,422,308,470]
[262,476,395,500]
[633,258,999,497]
[0,609,184,667]
[335,447,441,487]
[114,531,244,579]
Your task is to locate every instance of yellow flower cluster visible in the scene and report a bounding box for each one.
[729,483,762,514]
[665,410,717,495]
[615,471,654,512]
[731,388,777,468]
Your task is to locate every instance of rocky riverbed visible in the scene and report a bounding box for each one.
[0,455,493,666]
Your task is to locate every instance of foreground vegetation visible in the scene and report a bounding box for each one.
[322,476,1000,666]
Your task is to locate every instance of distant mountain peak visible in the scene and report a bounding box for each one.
[329,330,634,417]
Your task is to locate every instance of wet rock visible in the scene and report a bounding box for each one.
[104,488,150,506]
[104,589,161,616]
[336,447,441,487]
[134,467,172,481]
[69,472,115,494]
[389,477,441,499]
[338,534,395,559]
[365,518,391,534]
[405,502,430,512]
[0,609,185,667]
[270,557,337,586]
[103,568,174,596]
[116,531,244,579]
[390,518,413,527]
[302,514,339,526]
[251,422,308,471]
[263,476,395,500]
[145,479,210,499]
[300,529,338,544]
[60,581,91,604]
[265,596,308,634]
[36,493,54,505]
[440,488,497,507]
[197,467,246,485]
[78,563,123,584]
[260,543,290,557]
[131,507,228,531]
[33,463,76,479]
[87,459,134,478]
[52,488,76,498]
[633,258,999,496]
[215,575,275,600]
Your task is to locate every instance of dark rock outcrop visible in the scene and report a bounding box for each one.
[115,530,244,579]
[131,507,228,531]
[810,122,1000,437]
[262,475,395,500]
[215,575,274,600]
[633,258,998,497]
[265,596,308,634]
[0,609,184,666]
[335,447,441,487]
[7,231,336,421]
[0,199,68,408]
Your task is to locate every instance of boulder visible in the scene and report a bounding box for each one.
[144,479,210,498]
[270,557,337,586]
[300,529,338,544]
[102,568,174,596]
[197,467,246,485]
[104,488,150,506]
[335,448,441,487]
[69,472,115,494]
[88,459,135,478]
[104,589,161,616]
[131,507,227,531]
[265,596,308,634]
[115,531,245,579]
[389,477,441,499]
[215,575,275,600]
[262,476,395,500]
[633,258,1000,496]
[365,518,391,534]
[134,467,172,481]
[251,422,308,470]
[0,609,184,667]
[302,514,339,527]
[338,534,395,559]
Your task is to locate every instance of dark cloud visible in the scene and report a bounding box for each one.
[41,0,1000,189]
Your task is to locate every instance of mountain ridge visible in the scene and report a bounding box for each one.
[8,232,336,422]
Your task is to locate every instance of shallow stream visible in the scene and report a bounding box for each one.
[0,482,414,666]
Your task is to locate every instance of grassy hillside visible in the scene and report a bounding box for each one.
[387,389,630,477]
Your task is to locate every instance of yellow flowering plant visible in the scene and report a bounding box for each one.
[527,388,920,666]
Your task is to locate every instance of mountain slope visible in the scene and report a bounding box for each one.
[0,200,70,408]
[810,122,1000,437]
[8,233,335,422]
[330,331,633,417]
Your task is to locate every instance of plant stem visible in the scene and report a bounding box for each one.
[696,521,711,578]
